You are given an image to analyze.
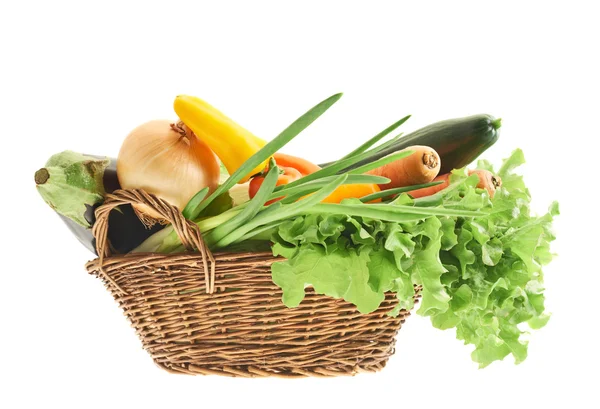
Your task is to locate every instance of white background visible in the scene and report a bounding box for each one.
[1,1,598,408]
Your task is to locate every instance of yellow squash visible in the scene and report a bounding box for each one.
[174,95,269,183]
[322,183,381,203]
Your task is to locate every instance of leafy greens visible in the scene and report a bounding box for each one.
[270,149,558,367]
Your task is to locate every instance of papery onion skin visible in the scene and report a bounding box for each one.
[117,120,220,220]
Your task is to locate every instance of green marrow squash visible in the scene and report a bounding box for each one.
[35,152,163,255]
[325,114,501,174]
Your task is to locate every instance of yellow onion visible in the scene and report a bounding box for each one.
[117,119,220,220]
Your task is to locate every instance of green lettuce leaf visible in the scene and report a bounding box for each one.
[272,243,384,313]
[270,149,558,367]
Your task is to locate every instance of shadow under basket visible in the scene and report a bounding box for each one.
[85,189,421,378]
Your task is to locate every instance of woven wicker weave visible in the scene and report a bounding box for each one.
[85,189,420,377]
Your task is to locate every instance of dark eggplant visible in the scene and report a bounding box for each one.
[59,204,163,255]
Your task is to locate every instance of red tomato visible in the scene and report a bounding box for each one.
[248,166,303,204]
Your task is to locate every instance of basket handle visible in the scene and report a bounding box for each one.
[92,189,216,295]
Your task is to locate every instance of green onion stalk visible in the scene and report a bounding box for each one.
[132,92,469,254]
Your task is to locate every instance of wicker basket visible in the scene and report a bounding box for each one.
[85,189,421,377]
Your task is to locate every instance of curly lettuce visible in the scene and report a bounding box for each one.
[270,149,558,367]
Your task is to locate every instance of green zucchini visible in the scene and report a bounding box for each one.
[324,114,501,174]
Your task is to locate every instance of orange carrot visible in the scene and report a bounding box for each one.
[468,169,502,198]
[273,152,321,176]
[367,145,441,190]
[408,173,451,198]
[409,169,502,199]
